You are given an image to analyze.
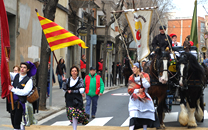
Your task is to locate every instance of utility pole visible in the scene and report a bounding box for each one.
[86,0,93,75]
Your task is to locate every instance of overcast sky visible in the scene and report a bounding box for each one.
[172,0,207,17]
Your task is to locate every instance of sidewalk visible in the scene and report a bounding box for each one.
[0,84,124,130]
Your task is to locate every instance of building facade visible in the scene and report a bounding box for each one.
[168,16,207,50]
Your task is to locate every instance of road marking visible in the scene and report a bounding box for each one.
[85,117,113,126]
[49,110,208,127]
[37,109,66,125]
[121,117,130,127]
[111,93,129,96]
[204,110,208,119]
[51,121,71,126]
[164,112,178,122]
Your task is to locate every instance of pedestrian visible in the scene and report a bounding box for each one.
[84,67,105,119]
[6,65,20,114]
[62,66,89,130]
[56,58,66,89]
[32,60,40,113]
[203,55,208,67]
[97,58,103,76]
[128,63,159,130]
[80,55,86,79]
[47,62,56,97]
[152,25,172,51]
[141,60,146,72]
[169,33,181,46]
[9,61,37,130]
[13,65,20,73]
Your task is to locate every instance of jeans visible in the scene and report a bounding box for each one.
[85,95,99,116]
[58,74,63,89]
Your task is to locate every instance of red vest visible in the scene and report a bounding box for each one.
[85,75,101,95]
[80,60,86,69]
[98,62,103,71]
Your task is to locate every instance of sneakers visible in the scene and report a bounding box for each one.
[86,114,95,119]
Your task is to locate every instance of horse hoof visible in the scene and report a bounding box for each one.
[188,125,197,129]
[156,124,165,129]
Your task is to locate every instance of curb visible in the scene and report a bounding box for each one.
[36,85,125,121]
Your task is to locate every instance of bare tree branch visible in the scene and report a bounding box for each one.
[102,1,106,15]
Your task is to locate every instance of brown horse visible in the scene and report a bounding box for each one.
[147,49,170,129]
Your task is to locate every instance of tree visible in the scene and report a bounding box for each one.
[112,23,128,85]
[39,0,59,110]
[101,0,124,82]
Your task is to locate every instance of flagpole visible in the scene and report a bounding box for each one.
[110,6,158,13]
[133,0,135,9]
[5,47,14,110]
[49,51,53,106]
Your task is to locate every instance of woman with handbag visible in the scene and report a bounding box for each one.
[62,66,88,130]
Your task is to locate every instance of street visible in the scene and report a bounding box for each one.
[1,86,208,130]
[38,87,208,128]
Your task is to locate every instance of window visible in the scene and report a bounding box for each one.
[200,33,205,43]
[97,11,105,27]
[201,22,205,33]
[98,15,105,26]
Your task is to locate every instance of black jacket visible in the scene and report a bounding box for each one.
[56,63,66,75]
[63,77,84,108]
[47,69,56,83]
[152,33,172,51]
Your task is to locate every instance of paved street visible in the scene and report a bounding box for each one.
[1,86,208,130]
[38,87,208,128]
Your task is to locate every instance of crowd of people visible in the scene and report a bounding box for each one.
[6,25,202,130]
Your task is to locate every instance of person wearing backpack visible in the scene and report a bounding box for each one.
[9,61,37,130]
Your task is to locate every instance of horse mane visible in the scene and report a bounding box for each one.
[186,52,204,81]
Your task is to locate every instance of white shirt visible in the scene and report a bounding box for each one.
[172,41,181,46]
[134,76,150,88]
[68,77,84,94]
[10,72,33,96]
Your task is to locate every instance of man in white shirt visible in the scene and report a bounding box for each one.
[9,62,34,130]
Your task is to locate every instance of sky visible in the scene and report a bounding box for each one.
[172,0,208,17]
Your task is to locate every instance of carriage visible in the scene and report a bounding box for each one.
[143,46,207,129]
[122,46,207,129]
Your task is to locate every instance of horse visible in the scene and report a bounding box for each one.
[143,60,151,74]
[122,58,133,86]
[147,48,171,128]
[177,52,205,128]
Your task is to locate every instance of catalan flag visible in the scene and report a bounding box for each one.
[36,12,88,51]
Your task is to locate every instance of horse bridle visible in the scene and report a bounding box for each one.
[178,60,193,84]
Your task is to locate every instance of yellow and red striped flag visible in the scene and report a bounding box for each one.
[36,12,88,51]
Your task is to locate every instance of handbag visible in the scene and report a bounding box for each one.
[27,87,39,103]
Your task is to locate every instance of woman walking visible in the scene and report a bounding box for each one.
[62,66,88,130]
[128,63,159,130]
[56,58,66,89]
